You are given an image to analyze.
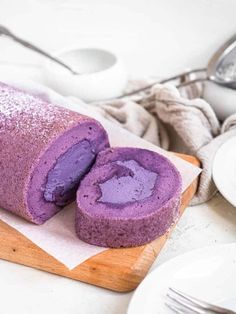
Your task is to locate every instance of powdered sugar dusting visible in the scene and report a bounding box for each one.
[0,82,77,143]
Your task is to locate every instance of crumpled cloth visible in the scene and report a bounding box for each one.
[92,81,236,205]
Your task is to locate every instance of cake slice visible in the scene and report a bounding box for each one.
[76,147,182,248]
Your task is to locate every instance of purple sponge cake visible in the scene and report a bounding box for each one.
[0,82,109,224]
[76,147,182,248]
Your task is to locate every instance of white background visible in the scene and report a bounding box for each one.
[1,0,236,77]
[0,1,236,314]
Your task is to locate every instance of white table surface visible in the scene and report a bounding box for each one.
[0,1,236,313]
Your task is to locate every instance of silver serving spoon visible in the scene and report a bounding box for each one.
[207,33,236,88]
[0,25,80,75]
[118,33,236,98]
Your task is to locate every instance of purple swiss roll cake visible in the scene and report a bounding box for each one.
[76,147,182,248]
[0,82,109,224]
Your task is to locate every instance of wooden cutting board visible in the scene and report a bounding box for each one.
[0,153,200,292]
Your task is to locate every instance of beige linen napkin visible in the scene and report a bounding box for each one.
[93,82,236,205]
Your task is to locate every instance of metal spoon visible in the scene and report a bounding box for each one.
[0,24,80,75]
[207,33,236,88]
[118,33,236,98]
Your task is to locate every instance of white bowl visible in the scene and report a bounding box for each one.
[43,47,127,102]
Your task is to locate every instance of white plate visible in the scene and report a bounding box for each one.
[213,136,236,207]
[128,244,236,314]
